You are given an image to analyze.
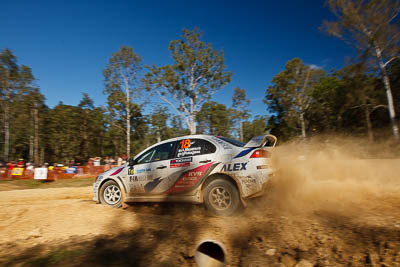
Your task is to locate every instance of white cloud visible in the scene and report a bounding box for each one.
[309,64,322,69]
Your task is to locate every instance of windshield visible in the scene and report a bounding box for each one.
[216,136,245,147]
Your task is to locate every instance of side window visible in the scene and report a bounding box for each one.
[136,142,176,164]
[175,139,216,158]
[202,140,217,154]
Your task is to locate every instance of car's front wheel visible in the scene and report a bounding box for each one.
[99,180,123,208]
[204,178,241,216]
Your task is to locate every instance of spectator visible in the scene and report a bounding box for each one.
[88,158,94,174]
[121,154,127,164]
[110,157,116,166]
[0,162,4,180]
[117,156,122,166]
[93,157,101,166]
[7,161,14,179]
[104,156,110,166]
[26,162,34,177]
[17,159,24,168]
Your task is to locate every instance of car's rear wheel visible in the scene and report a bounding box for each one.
[99,180,123,208]
[204,178,241,216]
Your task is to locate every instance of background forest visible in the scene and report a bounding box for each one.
[1,0,400,165]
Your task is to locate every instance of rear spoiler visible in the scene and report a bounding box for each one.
[244,134,277,148]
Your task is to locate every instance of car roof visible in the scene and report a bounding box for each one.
[154,134,216,145]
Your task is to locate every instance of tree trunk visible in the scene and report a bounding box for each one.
[33,107,39,165]
[40,147,44,166]
[189,97,196,134]
[29,135,34,162]
[364,105,374,143]
[240,121,243,142]
[375,47,399,141]
[299,112,306,139]
[156,130,161,143]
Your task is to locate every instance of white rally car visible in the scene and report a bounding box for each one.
[93,134,277,215]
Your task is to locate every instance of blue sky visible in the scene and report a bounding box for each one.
[2,0,354,118]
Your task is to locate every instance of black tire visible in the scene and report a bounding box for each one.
[99,180,123,208]
[203,178,241,216]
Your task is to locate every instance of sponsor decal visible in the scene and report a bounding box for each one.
[11,168,24,176]
[129,174,153,182]
[170,157,192,168]
[128,168,134,175]
[65,167,77,174]
[222,162,247,172]
[34,168,48,180]
[239,175,260,196]
[177,146,201,157]
[136,167,151,173]
[166,162,214,194]
[211,136,232,149]
[179,139,191,149]
[234,148,254,159]
[110,167,124,176]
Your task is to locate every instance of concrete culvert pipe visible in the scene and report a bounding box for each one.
[195,240,226,267]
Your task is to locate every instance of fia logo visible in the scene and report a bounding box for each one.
[128,168,134,175]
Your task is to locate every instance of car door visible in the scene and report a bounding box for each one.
[165,138,217,194]
[129,141,176,195]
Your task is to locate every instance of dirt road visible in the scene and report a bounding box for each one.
[1,146,400,266]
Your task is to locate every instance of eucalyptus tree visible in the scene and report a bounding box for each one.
[243,116,268,142]
[103,46,142,158]
[78,93,95,161]
[231,87,250,141]
[338,63,385,141]
[322,0,400,140]
[0,49,19,162]
[25,88,45,165]
[265,58,324,139]
[149,106,171,143]
[144,28,232,134]
[196,101,230,136]
[46,102,81,163]
[0,49,37,161]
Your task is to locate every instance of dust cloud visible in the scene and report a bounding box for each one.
[269,136,400,214]
[1,136,400,266]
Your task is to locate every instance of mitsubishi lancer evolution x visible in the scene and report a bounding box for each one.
[93,134,277,215]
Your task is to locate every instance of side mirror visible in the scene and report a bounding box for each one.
[128,158,135,166]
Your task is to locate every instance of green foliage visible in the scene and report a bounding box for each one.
[0,49,42,162]
[266,56,397,141]
[322,0,400,61]
[103,45,143,157]
[265,58,324,138]
[243,116,268,142]
[231,87,250,140]
[197,101,230,136]
[322,0,400,140]
[103,45,142,96]
[144,28,232,134]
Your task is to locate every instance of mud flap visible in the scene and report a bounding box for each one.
[240,196,247,208]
